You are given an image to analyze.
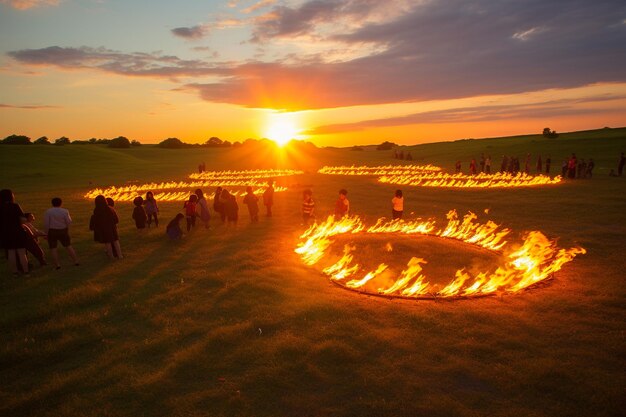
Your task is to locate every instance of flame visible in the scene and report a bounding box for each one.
[319,164,441,175]
[85,169,297,202]
[295,212,585,299]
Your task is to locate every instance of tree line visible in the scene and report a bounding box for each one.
[0,135,140,148]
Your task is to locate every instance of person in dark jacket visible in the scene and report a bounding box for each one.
[242,186,259,223]
[213,187,225,223]
[0,189,29,275]
[90,195,122,260]
[222,189,239,226]
[132,196,148,229]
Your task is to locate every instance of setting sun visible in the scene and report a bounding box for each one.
[264,112,303,146]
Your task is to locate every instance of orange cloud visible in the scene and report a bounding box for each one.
[1,0,59,10]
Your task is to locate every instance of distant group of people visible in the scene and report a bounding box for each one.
[393,150,413,161]
[561,154,595,179]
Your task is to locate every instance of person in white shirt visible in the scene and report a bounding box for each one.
[44,197,79,269]
[391,189,404,220]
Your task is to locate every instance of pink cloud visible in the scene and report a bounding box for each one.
[0,0,60,10]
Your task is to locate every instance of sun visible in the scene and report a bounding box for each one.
[264,112,302,146]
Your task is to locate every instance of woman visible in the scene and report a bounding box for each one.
[195,189,211,229]
[213,187,225,223]
[89,195,123,259]
[0,189,29,275]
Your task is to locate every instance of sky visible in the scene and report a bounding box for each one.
[1,0,625,147]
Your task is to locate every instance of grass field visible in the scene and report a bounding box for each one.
[1,128,625,417]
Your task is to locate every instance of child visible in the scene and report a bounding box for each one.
[132,196,148,229]
[242,186,259,223]
[334,189,349,218]
[223,189,239,226]
[183,194,198,232]
[391,190,403,220]
[166,213,184,240]
[302,189,315,225]
[144,191,159,227]
[44,197,79,269]
[195,189,211,229]
[22,212,47,266]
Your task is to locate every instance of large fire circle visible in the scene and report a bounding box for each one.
[295,211,585,300]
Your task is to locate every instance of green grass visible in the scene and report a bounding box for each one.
[1,128,625,417]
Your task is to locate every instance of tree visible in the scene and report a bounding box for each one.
[131,140,141,146]
[376,141,397,150]
[54,136,70,146]
[108,136,131,148]
[158,137,185,148]
[2,134,31,145]
[205,137,224,147]
[542,128,558,138]
[34,136,50,145]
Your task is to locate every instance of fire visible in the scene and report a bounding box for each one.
[319,165,561,188]
[294,212,585,299]
[84,169,298,202]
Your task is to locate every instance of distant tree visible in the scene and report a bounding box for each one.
[71,140,91,145]
[232,141,241,147]
[205,137,224,147]
[376,141,397,151]
[158,137,185,148]
[131,140,142,146]
[542,128,559,138]
[34,136,50,145]
[2,134,31,145]
[222,140,232,147]
[88,138,98,144]
[351,146,364,151]
[54,136,70,146]
[108,136,131,148]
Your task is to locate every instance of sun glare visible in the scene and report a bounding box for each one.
[264,112,302,146]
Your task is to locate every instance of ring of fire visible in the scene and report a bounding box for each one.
[295,211,585,300]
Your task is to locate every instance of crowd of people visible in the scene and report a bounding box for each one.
[1,151,623,276]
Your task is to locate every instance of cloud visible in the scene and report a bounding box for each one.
[171,25,208,40]
[7,1,626,111]
[0,0,59,10]
[242,0,276,14]
[306,95,626,134]
[0,103,59,109]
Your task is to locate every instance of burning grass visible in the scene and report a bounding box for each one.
[295,211,585,299]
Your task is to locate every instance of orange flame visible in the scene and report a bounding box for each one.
[295,213,585,299]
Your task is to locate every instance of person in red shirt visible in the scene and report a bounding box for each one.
[334,189,349,218]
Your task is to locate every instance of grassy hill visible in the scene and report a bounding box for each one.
[0,128,625,417]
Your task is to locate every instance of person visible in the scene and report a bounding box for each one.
[242,186,259,223]
[618,152,625,176]
[183,194,198,232]
[213,187,226,223]
[545,156,551,175]
[302,189,315,225]
[89,195,122,260]
[263,181,275,217]
[479,153,485,173]
[132,196,148,229]
[485,155,491,174]
[577,159,587,179]
[144,191,159,227]
[406,152,413,161]
[500,155,508,173]
[391,189,403,220]
[106,197,115,208]
[166,213,184,240]
[455,160,461,173]
[0,189,30,275]
[524,154,531,174]
[398,150,404,160]
[45,197,79,269]
[223,189,239,226]
[586,158,595,178]
[561,159,568,177]
[23,212,47,267]
[567,153,577,179]
[195,189,211,229]
[334,189,349,218]
[469,159,476,175]
[536,155,542,173]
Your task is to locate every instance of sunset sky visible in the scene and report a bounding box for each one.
[1,0,625,146]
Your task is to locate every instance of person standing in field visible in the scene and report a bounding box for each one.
[213,187,226,223]
[536,155,542,173]
[23,212,47,267]
[302,189,315,225]
[545,156,551,175]
[46,197,80,268]
[90,195,121,261]
[0,189,30,276]
[469,159,476,175]
[222,189,239,226]
[485,155,491,174]
[586,158,595,178]
[392,190,404,220]
[144,191,159,227]
[500,155,508,173]
[334,189,350,218]
[166,213,184,240]
[183,194,198,232]
[242,186,259,223]
[455,160,461,173]
[195,189,211,229]
[263,180,274,217]
[567,153,577,179]
[577,159,587,179]
[618,152,625,176]
[132,196,148,230]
